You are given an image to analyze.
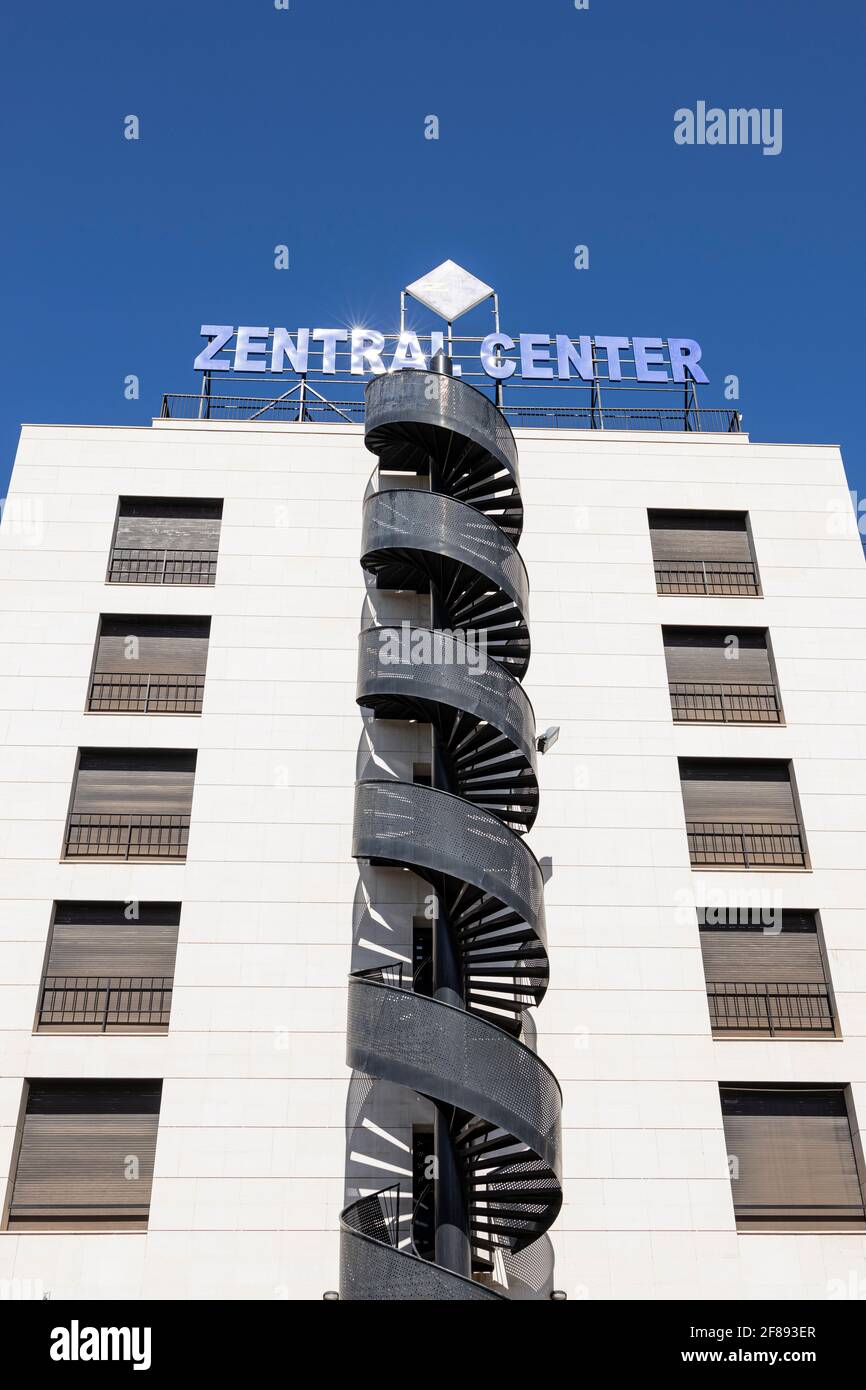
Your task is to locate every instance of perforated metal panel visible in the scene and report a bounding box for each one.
[353,780,545,943]
[347,977,561,1175]
[340,1212,506,1301]
[365,369,519,480]
[362,489,529,619]
[357,625,538,814]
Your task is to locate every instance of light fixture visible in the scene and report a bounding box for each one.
[536,725,560,754]
[323,1290,340,1301]
[550,1289,568,1301]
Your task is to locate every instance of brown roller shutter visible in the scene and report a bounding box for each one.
[680,760,797,823]
[71,750,196,815]
[721,1088,865,1229]
[46,902,180,977]
[700,928,825,984]
[7,1081,162,1229]
[648,510,751,562]
[94,616,210,676]
[114,497,222,552]
[663,629,772,685]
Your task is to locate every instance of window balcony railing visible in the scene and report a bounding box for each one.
[38,975,173,1030]
[686,821,806,868]
[655,559,759,596]
[64,812,190,860]
[107,547,217,585]
[87,671,204,714]
[708,982,833,1034]
[670,682,781,724]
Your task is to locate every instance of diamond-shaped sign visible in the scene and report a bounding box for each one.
[405,260,494,323]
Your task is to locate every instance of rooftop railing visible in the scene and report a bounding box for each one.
[160,392,742,433]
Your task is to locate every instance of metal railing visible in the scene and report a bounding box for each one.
[355,963,405,987]
[686,821,806,868]
[160,393,741,433]
[87,672,204,714]
[38,975,173,1029]
[670,682,781,723]
[708,982,833,1034]
[64,812,190,860]
[655,559,760,596]
[107,547,218,585]
[342,1183,402,1247]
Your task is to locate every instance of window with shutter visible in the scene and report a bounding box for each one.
[663,627,781,723]
[88,615,211,713]
[63,749,197,860]
[6,1080,163,1230]
[699,911,833,1035]
[648,510,760,595]
[107,497,222,585]
[679,759,807,868]
[37,902,180,1032]
[721,1087,865,1230]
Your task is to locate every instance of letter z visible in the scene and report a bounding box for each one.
[193,325,233,372]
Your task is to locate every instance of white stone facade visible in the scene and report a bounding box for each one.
[0,416,864,1300]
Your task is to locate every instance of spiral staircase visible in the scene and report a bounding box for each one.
[340,362,563,1301]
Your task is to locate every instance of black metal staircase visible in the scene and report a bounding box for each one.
[340,364,562,1300]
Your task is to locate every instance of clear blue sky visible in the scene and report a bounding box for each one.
[1,0,864,506]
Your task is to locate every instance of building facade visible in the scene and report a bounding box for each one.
[1,383,866,1299]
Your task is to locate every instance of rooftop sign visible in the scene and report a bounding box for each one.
[193,327,709,384]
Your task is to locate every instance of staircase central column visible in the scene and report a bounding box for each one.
[430,752,472,1278]
[428,357,472,1278]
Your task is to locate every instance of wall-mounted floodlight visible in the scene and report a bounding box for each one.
[536,726,560,754]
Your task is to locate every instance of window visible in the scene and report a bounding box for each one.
[679,759,807,868]
[700,910,833,1035]
[412,1126,435,1259]
[63,749,197,860]
[88,615,210,714]
[720,1087,865,1230]
[413,917,433,996]
[5,1080,162,1230]
[107,497,222,585]
[664,627,781,723]
[649,510,760,595]
[36,902,180,1033]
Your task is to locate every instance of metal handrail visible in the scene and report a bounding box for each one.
[686,820,806,868]
[87,671,205,714]
[654,558,760,595]
[707,981,833,1034]
[107,546,218,585]
[38,975,173,1029]
[64,812,191,860]
[669,681,781,723]
[339,1184,506,1301]
[341,1183,402,1247]
[161,392,740,433]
